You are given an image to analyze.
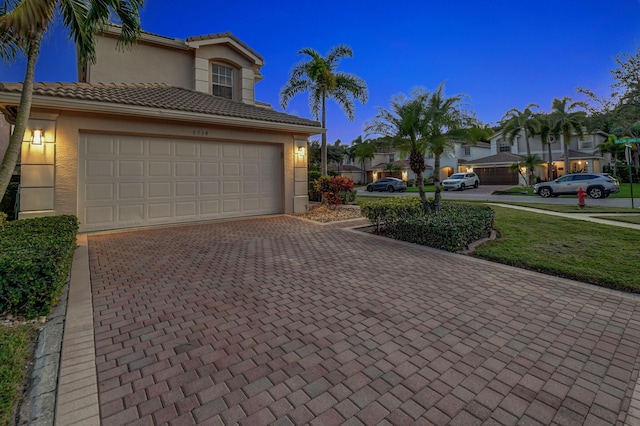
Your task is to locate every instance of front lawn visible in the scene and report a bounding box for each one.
[0,325,36,426]
[475,206,640,291]
[591,215,640,225]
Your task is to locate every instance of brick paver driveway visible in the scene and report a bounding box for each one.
[89,216,640,425]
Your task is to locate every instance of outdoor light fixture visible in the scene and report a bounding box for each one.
[298,146,306,157]
[31,129,44,145]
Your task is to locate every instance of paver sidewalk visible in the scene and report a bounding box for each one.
[56,215,640,425]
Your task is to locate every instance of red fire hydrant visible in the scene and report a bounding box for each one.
[577,187,587,209]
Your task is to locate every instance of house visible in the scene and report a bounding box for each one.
[0,27,322,232]
[334,141,490,185]
[466,129,608,185]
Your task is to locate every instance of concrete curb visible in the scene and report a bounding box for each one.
[17,278,68,425]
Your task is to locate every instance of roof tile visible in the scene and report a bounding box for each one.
[0,82,320,128]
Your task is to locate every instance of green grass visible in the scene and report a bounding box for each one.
[591,215,640,224]
[405,185,435,193]
[0,324,36,426]
[475,206,640,291]
[489,202,640,214]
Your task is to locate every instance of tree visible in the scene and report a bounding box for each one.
[535,114,556,181]
[0,0,143,198]
[366,83,475,212]
[351,136,375,184]
[421,83,477,211]
[327,139,346,171]
[280,45,368,175]
[365,91,431,211]
[500,104,539,185]
[509,154,544,186]
[550,97,586,175]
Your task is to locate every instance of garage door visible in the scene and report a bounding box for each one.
[474,167,518,185]
[78,134,282,231]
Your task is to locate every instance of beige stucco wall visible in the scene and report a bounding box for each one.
[87,36,194,89]
[19,107,311,226]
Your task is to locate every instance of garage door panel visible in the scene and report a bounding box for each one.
[222,145,240,158]
[119,182,144,199]
[149,140,172,156]
[200,162,219,176]
[149,162,172,177]
[200,200,219,214]
[176,142,197,157]
[119,139,144,155]
[200,181,219,195]
[176,201,197,217]
[86,160,114,177]
[176,182,196,196]
[85,183,114,200]
[222,163,240,176]
[148,203,171,219]
[119,160,144,177]
[149,182,171,198]
[119,204,144,221]
[176,162,197,176]
[79,135,282,231]
[223,199,241,213]
[85,206,114,224]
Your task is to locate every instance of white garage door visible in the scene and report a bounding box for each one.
[78,134,282,231]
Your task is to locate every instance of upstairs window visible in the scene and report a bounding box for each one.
[388,153,395,163]
[212,64,233,99]
[463,146,471,156]
[498,140,511,153]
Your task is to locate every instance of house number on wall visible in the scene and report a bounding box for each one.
[192,130,209,136]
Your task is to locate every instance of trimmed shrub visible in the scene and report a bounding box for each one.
[313,175,355,206]
[360,197,427,231]
[393,204,494,252]
[1,182,19,220]
[361,198,494,252]
[0,215,79,318]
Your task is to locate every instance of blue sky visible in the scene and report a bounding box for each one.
[2,0,640,145]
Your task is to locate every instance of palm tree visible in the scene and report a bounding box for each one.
[352,136,375,184]
[366,83,474,212]
[550,97,586,175]
[0,0,143,197]
[280,45,368,175]
[501,104,540,185]
[421,83,475,211]
[535,113,555,181]
[510,154,545,186]
[365,91,432,211]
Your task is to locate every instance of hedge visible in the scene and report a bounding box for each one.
[0,215,79,318]
[0,182,19,220]
[361,198,494,252]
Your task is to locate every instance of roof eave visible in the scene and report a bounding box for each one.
[1,93,324,135]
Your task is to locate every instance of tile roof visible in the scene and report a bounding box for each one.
[371,160,432,170]
[329,164,362,172]
[186,32,264,61]
[0,82,320,128]
[465,152,523,165]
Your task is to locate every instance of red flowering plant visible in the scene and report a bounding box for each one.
[312,176,355,207]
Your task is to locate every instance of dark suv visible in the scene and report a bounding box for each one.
[533,173,619,199]
[366,177,407,193]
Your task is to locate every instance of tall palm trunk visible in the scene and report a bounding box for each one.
[320,94,327,175]
[547,140,553,180]
[0,29,43,197]
[562,133,570,174]
[524,133,533,185]
[433,153,442,211]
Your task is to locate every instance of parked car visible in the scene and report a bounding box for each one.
[366,177,407,193]
[533,173,619,199]
[442,172,480,191]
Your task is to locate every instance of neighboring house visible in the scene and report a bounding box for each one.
[467,128,608,185]
[0,27,322,231]
[336,141,489,184]
[328,163,362,184]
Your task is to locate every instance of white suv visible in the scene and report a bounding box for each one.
[442,172,480,191]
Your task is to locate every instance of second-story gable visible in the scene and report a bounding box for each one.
[80,26,264,105]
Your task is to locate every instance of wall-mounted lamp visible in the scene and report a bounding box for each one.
[31,129,44,145]
[298,146,306,157]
